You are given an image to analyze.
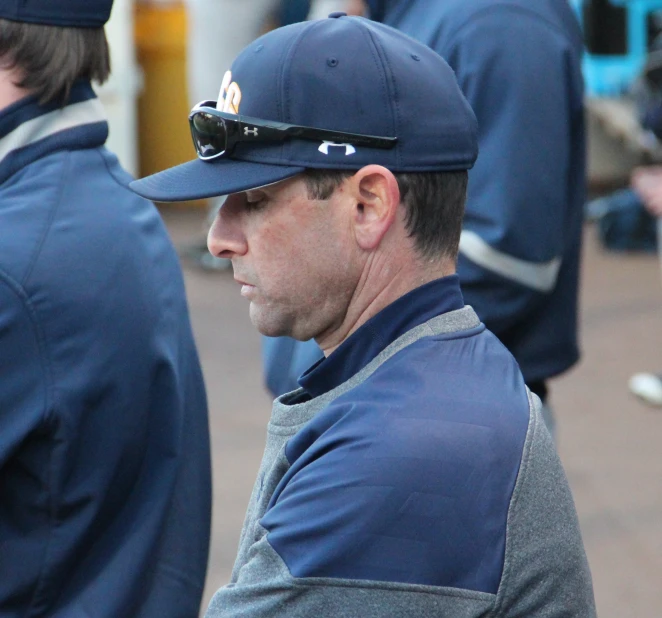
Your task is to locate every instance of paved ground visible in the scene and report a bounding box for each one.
[161,205,662,617]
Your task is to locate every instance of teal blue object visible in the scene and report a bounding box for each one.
[574,0,662,95]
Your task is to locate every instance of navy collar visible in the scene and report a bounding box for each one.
[0,81,108,185]
[298,274,464,399]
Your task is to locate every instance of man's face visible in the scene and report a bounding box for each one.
[208,176,361,343]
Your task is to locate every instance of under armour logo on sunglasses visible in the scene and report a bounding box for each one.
[318,141,356,156]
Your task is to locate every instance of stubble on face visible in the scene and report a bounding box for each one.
[235,178,361,343]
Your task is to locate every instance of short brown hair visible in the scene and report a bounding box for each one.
[0,19,110,105]
[302,168,468,261]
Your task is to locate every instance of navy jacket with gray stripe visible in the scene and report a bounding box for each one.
[208,278,595,617]
[0,83,211,616]
[263,0,585,397]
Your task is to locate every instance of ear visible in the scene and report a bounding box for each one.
[347,165,401,251]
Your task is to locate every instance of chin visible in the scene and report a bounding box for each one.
[254,324,286,338]
[249,305,322,341]
[249,308,289,338]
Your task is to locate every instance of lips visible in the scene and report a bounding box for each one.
[234,276,256,298]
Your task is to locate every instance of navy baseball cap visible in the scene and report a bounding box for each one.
[130,13,478,203]
[0,0,113,27]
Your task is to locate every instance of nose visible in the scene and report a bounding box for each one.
[207,194,248,259]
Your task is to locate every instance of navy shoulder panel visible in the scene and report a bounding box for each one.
[262,330,529,593]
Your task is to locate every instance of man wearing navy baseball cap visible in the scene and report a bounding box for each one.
[0,2,211,616]
[133,13,595,618]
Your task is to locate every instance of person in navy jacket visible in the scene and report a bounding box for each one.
[131,14,595,616]
[263,0,586,439]
[0,2,211,615]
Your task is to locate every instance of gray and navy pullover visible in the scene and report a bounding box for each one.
[207,277,595,617]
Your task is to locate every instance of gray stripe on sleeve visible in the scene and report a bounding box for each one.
[459,230,561,292]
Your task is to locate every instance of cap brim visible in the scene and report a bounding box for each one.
[129,157,306,202]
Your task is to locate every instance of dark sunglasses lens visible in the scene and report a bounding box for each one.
[191,112,227,158]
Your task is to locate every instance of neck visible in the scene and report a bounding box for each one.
[0,68,31,112]
[316,252,455,356]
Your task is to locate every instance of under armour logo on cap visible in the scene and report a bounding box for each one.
[318,141,356,156]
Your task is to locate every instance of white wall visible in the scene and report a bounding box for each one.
[95,0,142,177]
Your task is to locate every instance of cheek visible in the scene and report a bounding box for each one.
[247,221,303,296]
[248,197,354,302]
[255,220,292,265]
[294,229,355,294]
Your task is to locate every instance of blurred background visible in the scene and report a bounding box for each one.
[100,1,661,615]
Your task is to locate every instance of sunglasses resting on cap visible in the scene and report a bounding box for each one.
[189,100,398,161]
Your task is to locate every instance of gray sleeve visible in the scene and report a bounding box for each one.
[493,393,596,617]
[205,527,495,618]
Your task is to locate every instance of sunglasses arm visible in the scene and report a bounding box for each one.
[237,115,397,150]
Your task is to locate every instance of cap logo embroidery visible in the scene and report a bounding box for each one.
[318,141,356,156]
[244,127,259,136]
[218,70,242,114]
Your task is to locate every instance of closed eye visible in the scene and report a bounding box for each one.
[245,198,266,211]
[244,190,268,211]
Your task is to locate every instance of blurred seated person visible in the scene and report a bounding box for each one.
[628,165,662,406]
[585,50,662,406]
